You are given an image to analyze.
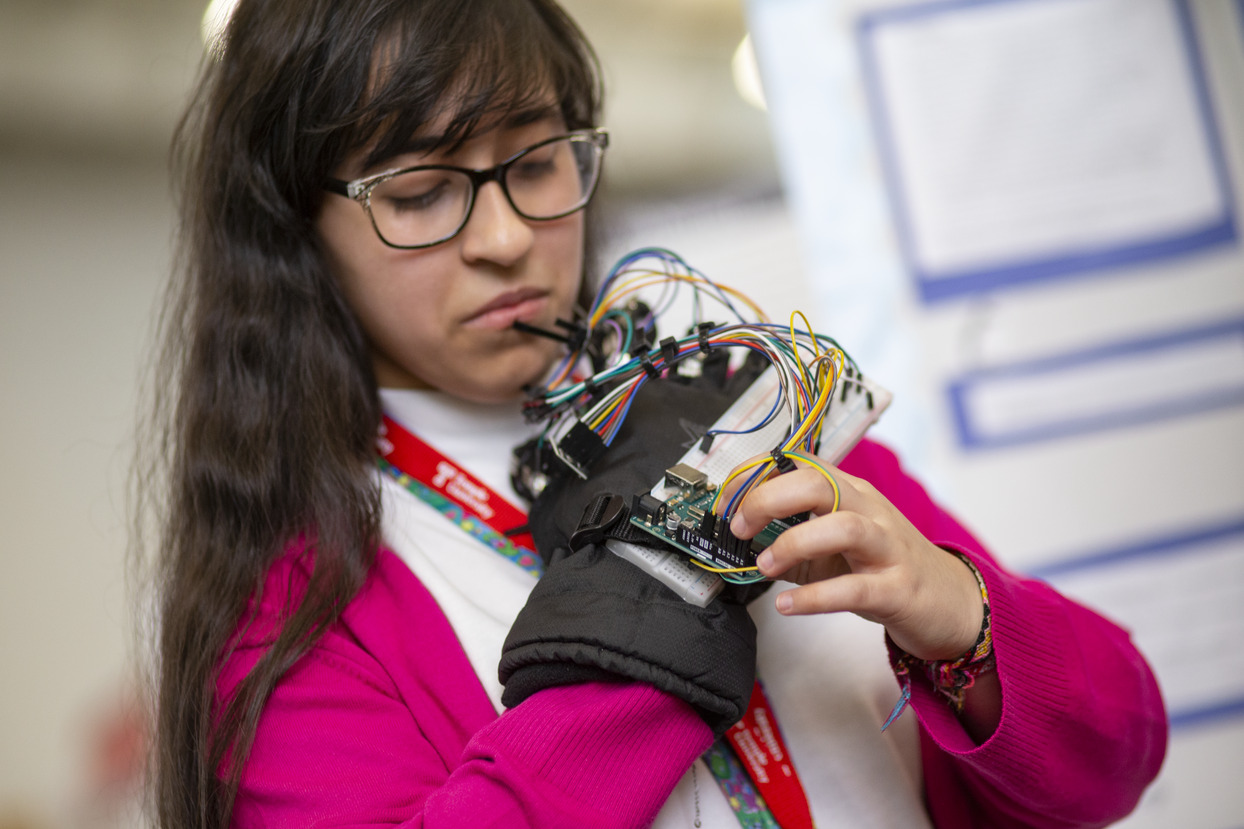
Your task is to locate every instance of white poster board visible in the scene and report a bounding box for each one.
[748,0,1244,824]
[856,0,1236,301]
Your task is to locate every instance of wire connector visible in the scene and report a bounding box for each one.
[696,321,715,354]
[770,448,797,474]
[554,317,587,352]
[659,336,680,368]
[548,417,608,479]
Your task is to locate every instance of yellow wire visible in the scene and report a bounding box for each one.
[710,450,842,516]
[792,310,821,357]
[689,559,760,574]
[591,272,769,327]
[783,373,834,451]
[691,450,840,581]
[711,454,777,513]
[789,310,819,402]
[806,348,846,447]
[781,451,841,513]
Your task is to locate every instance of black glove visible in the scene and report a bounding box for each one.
[499,540,757,735]
[500,354,768,735]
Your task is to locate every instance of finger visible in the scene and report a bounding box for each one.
[728,465,845,539]
[713,453,776,515]
[716,452,849,518]
[756,548,850,586]
[758,509,894,580]
[772,572,903,621]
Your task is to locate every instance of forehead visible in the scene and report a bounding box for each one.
[335,0,598,180]
[358,37,564,164]
[354,98,566,175]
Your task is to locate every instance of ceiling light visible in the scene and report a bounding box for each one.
[732,33,767,111]
[201,0,240,56]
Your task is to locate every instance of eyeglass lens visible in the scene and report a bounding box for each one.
[367,134,601,248]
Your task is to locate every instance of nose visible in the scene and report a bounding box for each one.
[459,181,535,267]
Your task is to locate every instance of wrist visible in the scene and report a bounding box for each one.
[892,551,994,711]
[891,546,985,661]
[944,547,987,658]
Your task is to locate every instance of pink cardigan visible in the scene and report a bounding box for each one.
[218,440,1167,827]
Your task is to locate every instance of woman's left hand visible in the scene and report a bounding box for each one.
[725,457,983,662]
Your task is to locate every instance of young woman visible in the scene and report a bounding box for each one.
[143,0,1168,826]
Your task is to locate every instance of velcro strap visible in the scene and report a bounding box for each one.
[568,492,659,550]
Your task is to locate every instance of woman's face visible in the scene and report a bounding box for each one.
[317,110,586,403]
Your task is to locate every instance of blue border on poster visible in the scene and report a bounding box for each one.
[856,0,1239,303]
[946,318,1244,449]
[1028,517,1244,730]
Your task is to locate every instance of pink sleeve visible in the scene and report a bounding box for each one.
[841,441,1168,829]
[221,552,712,828]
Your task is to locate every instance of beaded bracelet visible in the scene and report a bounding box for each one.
[883,552,994,728]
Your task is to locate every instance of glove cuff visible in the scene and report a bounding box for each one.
[499,545,756,736]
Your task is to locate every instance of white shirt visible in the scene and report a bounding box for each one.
[377,387,930,828]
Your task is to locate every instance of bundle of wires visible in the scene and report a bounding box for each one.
[525,248,859,582]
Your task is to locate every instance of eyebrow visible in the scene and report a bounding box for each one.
[369,104,564,170]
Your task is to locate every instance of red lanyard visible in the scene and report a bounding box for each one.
[377,414,538,568]
[724,683,816,829]
[377,413,814,828]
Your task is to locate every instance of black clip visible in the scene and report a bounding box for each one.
[639,353,661,380]
[521,400,554,423]
[555,318,588,351]
[696,322,715,354]
[660,336,680,368]
[568,493,626,550]
[770,448,797,474]
[512,320,570,343]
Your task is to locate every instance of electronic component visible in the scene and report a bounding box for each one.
[604,539,724,607]
[627,366,890,576]
[665,462,707,490]
[514,247,894,587]
[629,479,804,571]
[546,416,607,480]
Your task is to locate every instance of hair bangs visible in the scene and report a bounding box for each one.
[353,0,601,171]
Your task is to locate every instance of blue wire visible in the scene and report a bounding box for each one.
[704,377,784,443]
[602,371,650,445]
[724,463,769,518]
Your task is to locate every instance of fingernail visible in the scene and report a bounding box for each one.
[730,514,746,536]
[776,593,793,613]
[756,551,773,573]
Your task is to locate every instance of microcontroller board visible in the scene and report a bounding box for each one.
[628,463,805,571]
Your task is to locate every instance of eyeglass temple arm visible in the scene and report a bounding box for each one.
[324,178,352,197]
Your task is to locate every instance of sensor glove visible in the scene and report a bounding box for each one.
[500,358,766,735]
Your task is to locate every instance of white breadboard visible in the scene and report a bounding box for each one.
[660,365,892,490]
[605,539,724,607]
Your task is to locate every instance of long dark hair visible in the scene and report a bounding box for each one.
[140,1,601,826]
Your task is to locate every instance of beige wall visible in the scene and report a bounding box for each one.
[0,152,168,826]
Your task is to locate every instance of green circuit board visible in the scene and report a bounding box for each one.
[628,476,800,571]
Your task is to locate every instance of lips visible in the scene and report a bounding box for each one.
[463,287,550,330]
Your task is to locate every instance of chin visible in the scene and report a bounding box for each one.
[456,384,535,407]
[461,362,552,405]
[428,336,561,403]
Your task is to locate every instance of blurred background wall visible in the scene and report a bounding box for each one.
[1,0,1240,827]
[0,2,791,825]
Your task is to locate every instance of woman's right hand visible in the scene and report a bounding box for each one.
[722,456,984,664]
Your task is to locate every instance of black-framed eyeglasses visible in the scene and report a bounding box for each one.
[325,128,608,250]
